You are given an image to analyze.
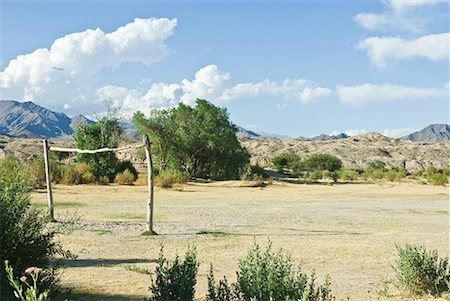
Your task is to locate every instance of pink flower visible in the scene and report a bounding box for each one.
[20,276,28,284]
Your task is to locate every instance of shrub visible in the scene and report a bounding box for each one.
[155,170,188,188]
[394,244,450,296]
[304,154,342,172]
[386,168,407,182]
[60,163,97,185]
[369,160,386,170]
[339,169,359,181]
[272,153,301,172]
[207,241,334,301]
[116,160,138,180]
[309,170,323,180]
[114,169,136,185]
[149,246,199,301]
[28,157,64,188]
[0,156,67,299]
[429,173,448,186]
[363,168,384,180]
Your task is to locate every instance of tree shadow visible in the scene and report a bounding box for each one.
[60,258,157,268]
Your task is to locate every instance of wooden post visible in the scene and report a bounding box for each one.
[143,135,154,233]
[43,139,55,222]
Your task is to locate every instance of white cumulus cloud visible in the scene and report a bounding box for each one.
[358,33,450,67]
[0,18,177,112]
[336,83,449,105]
[94,64,332,116]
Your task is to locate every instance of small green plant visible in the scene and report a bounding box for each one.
[394,244,450,296]
[4,260,50,301]
[149,246,199,301]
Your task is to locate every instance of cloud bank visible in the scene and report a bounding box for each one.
[0,18,177,112]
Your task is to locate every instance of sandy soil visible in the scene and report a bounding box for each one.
[30,181,449,301]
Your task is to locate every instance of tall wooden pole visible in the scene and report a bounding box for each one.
[143,135,154,233]
[43,139,55,222]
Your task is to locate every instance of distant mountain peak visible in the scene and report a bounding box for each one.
[0,100,94,139]
[402,124,450,142]
[236,126,260,138]
[297,133,349,141]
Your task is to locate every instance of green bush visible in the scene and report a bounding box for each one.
[114,169,136,185]
[363,168,384,180]
[309,170,323,180]
[272,153,301,172]
[394,244,450,296]
[339,169,359,181]
[385,168,407,182]
[149,246,199,301]
[155,170,188,188]
[60,163,97,185]
[429,173,448,186]
[304,154,342,172]
[207,241,334,301]
[0,156,67,299]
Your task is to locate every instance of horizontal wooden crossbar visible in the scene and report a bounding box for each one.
[49,144,145,154]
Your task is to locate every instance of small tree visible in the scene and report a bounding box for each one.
[272,153,301,172]
[304,154,342,172]
[74,118,121,182]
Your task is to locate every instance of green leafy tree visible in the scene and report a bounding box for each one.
[304,154,342,172]
[368,160,386,170]
[74,118,121,182]
[134,99,250,180]
[133,110,177,172]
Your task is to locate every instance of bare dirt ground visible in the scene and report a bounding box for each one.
[30,182,449,301]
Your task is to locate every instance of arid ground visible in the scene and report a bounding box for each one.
[30,182,449,301]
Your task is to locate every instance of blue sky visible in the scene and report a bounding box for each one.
[0,0,449,137]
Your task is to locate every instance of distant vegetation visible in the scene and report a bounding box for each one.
[271,153,449,186]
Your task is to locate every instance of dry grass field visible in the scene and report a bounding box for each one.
[30,181,449,301]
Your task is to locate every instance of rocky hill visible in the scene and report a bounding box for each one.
[402,124,450,142]
[0,100,93,138]
[240,133,450,171]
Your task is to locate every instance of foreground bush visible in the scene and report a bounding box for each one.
[0,156,67,299]
[394,244,450,296]
[149,247,199,301]
[155,170,188,188]
[207,241,334,301]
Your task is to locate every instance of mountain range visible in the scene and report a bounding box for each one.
[0,100,94,138]
[1,100,449,142]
